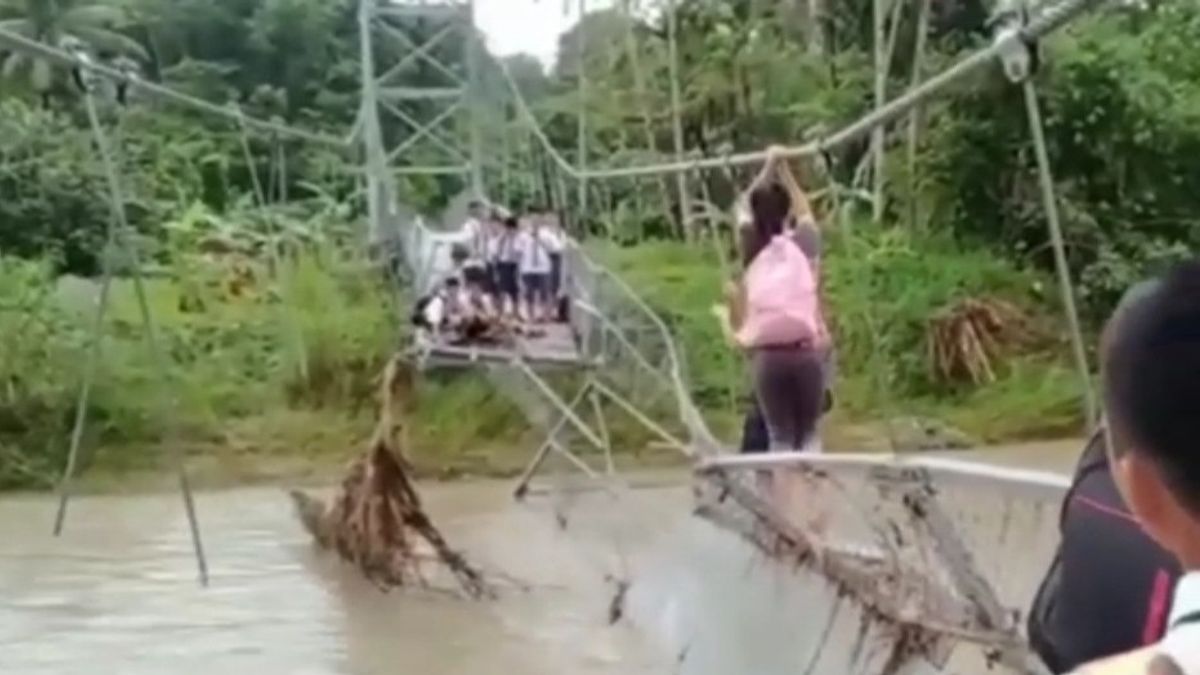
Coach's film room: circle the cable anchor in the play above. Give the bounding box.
[989,0,1042,84]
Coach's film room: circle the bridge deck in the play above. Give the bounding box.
[412,322,587,369]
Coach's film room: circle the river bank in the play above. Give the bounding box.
[33,418,1084,496]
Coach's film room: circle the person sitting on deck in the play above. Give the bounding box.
[411,280,452,342]
[723,145,831,454]
[448,265,501,345]
[1027,281,1181,673]
[1072,261,1200,674]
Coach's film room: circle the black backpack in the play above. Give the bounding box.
[411,295,433,328]
[1026,429,1110,672]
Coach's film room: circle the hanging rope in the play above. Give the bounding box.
[53,53,209,585]
[1022,81,1096,429]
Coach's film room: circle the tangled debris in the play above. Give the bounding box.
[929,297,1037,386]
[289,355,493,599]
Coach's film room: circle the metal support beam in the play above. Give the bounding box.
[358,0,390,246]
[375,22,459,86]
[466,0,483,197]
[382,98,467,162]
[512,381,601,500]
[376,22,465,87]
[576,0,589,224]
[379,86,463,101]
[591,379,688,454]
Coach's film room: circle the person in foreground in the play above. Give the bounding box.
[1074,261,1200,674]
[725,146,830,453]
[1028,281,1181,673]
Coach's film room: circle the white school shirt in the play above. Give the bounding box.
[1160,572,1200,672]
[423,293,446,327]
[539,227,565,254]
[517,228,552,275]
[493,229,520,264]
[462,217,487,259]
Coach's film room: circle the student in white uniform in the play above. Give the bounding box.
[493,216,521,317]
[1076,261,1200,675]
[461,201,487,258]
[539,212,567,316]
[516,216,553,323]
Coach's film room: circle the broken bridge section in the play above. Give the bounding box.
[694,452,1068,675]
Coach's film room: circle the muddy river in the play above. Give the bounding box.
[0,445,1078,674]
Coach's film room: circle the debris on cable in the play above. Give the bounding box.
[288,356,493,599]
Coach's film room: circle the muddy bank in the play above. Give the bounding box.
[41,436,1082,497]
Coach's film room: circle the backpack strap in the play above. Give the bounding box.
[1060,427,1110,527]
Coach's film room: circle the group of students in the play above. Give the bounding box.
[413,201,569,345]
[721,146,1198,673]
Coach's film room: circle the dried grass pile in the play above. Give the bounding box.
[289,355,493,599]
[928,297,1038,386]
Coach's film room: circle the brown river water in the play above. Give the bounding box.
[0,444,1078,675]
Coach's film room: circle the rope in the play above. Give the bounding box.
[0,26,348,149]
[496,0,1105,181]
[53,67,211,586]
[231,105,310,384]
[1022,79,1097,428]
[52,212,116,539]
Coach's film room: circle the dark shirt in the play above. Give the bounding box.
[1029,429,1182,672]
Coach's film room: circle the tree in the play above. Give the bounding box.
[0,0,147,105]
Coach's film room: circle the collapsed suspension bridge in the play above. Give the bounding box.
[2,0,1107,671]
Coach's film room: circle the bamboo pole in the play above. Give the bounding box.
[664,0,692,240]
[906,0,932,230]
[577,0,589,222]
[620,0,675,234]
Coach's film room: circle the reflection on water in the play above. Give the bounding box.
[0,445,1078,674]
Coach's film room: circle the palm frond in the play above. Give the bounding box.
[66,25,148,60]
[0,18,32,33]
[62,4,129,28]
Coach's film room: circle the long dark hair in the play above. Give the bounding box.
[743,180,793,264]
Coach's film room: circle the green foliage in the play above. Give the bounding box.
[0,223,400,489]
[0,100,110,274]
[0,258,85,488]
[921,6,1200,319]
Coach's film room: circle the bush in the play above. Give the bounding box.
[921,7,1200,320]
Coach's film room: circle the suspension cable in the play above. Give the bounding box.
[52,59,210,585]
[1022,80,1097,429]
[496,0,1105,181]
[232,105,310,383]
[0,26,348,149]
